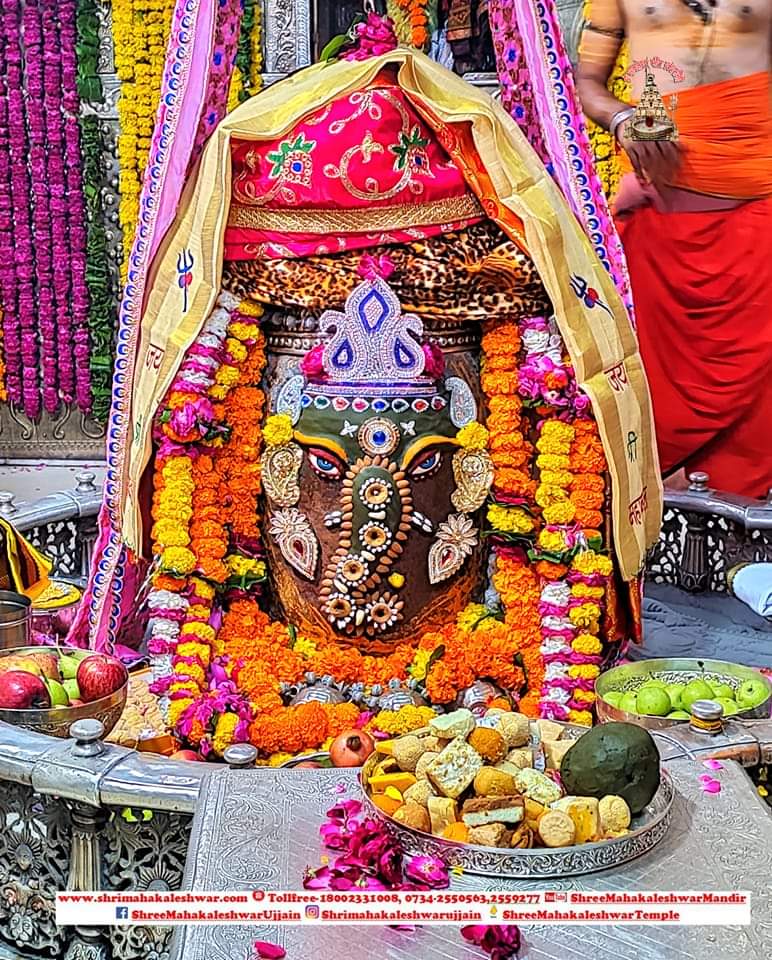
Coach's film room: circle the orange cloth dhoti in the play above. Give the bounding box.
[615,72,772,497]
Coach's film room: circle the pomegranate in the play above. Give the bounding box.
[169,749,201,762]
[329,729,375,767]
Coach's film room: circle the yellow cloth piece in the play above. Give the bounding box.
[0,517,52,601]
[122,49,662,580]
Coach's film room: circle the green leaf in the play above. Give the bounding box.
[320,34,348,63]
[425,644,446,676]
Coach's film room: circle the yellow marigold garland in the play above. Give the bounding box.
[112,0,177,282]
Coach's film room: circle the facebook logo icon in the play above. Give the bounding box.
[115,907,129,921]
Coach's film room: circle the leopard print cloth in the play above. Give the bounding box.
[222,220,551,323]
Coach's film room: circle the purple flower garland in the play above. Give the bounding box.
[60,0,92,414]
[24,0,58,414]
[0,15,21,408]
[3,0,41,419]
[0,0,93,419]
[43,0,76,407]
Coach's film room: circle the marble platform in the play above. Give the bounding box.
[172,755,772,960]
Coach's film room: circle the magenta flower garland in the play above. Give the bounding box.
[43,0,76,407]
[3,0,41,419]
[24,0,58,414]
[0,0,94,420]
[60,0,93,415]
[0,14,21,407]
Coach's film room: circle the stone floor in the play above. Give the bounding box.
[0,459,106,502]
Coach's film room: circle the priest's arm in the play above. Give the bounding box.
[576,0,681,189]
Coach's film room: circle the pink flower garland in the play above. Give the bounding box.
[43,0,76,407]
[59,0,92,414]
[0,16,21,407]
[24,0,58,414]
[3,0,40,419]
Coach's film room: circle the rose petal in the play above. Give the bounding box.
[702,778,721,794]
[253,941,286,959]
[702,759,724,770]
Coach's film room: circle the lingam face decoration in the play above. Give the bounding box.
[261,267,492,653]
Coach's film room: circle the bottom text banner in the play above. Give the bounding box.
[55,890,751,926]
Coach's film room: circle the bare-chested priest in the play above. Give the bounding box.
[577,1,772,498]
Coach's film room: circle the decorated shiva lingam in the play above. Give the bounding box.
[260,259,493,655]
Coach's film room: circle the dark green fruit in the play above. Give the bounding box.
[560,722,660,815]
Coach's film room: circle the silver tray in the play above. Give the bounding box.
[596,657,772,731]
[359,751,675,879]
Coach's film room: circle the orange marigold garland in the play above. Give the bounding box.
[148,285,623,755]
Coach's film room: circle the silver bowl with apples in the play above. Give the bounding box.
[0,645,128,738]
[596,658,772,731]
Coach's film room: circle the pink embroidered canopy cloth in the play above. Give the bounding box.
[224,75,483,260]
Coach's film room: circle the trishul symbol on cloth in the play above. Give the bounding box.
[177,249,194,313]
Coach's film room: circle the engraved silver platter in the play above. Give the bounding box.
[359,760,675,879]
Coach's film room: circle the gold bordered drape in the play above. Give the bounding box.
[123,49,661,580]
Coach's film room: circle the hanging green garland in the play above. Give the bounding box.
[78,114,116,422]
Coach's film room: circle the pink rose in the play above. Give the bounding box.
[422,341,445,379]
[300,343,325,379]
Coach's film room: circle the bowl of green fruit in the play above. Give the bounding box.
[596,658,772,730]
[0,645,128,738]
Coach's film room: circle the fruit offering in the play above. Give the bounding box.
[363,709,650,851]
[601,670,769,720]
[0,647,127,710]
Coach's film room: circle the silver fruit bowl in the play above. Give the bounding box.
[0,645,128,739]
[596,657,772,731]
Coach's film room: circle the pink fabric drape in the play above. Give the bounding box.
[71,0,245,650]
[488,0,633,318]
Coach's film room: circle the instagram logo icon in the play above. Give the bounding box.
[305,904,320,920]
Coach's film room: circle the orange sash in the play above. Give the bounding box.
[620,71,772,200]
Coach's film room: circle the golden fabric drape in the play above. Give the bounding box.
[122,49,662,580]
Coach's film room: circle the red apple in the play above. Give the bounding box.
[0,670,51,709]
[169,749,201,761]
[294,761,322,769]
[76,655,128,703]
[68,698,84,707]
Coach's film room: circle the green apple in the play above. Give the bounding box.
[620,692,639,714]
[44,678,69,707]
[735,677,769,710]
[63,678,80,701]
[666,710,690,720]
[636,686,672,717]
[58,655,81,680]
[709,682,735,700]
[681,679,714,712]
[665,683,684,710]
[603,691,624,708]
[715,697,740,717]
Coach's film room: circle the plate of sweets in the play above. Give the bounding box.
[360,707,674,878]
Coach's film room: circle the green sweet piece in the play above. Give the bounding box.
[603,691,624,708]
[560,722,661,815]
[709,682,735,700]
